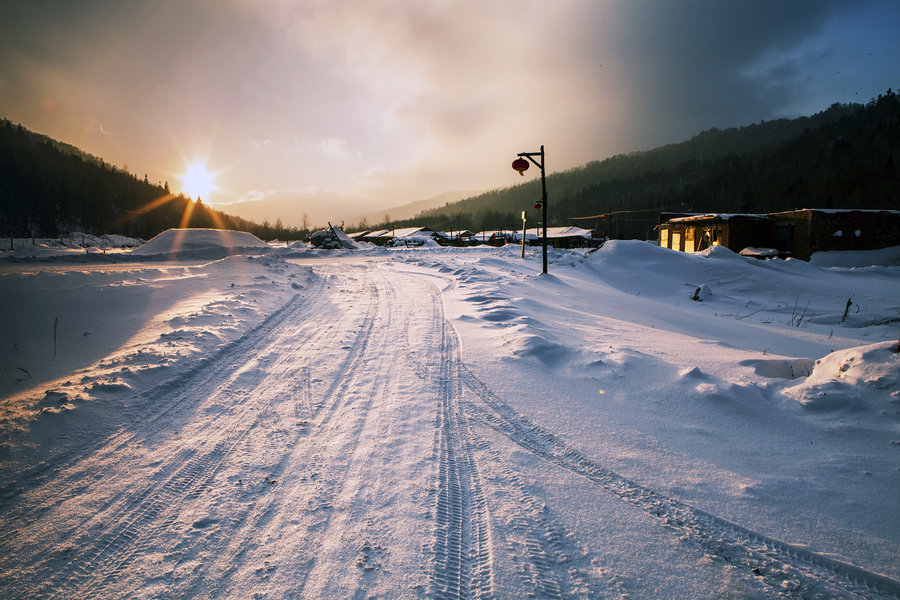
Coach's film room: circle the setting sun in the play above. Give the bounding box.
[180,162,216,201]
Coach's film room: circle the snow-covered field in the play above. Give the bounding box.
[1,229,898,599]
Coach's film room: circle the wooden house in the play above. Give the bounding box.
[658,209,900,259]
[658,214,773,253]
[768,209,900,260]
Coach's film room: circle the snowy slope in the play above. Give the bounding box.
[1,234,898,599]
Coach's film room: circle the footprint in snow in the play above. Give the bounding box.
[191,517,219,530]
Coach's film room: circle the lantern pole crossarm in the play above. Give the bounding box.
[517,151,544,171]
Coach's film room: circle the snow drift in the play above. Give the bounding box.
[130,228,271,259]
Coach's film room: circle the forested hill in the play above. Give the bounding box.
[389,89,899,239]
[4,89,898,242]
[0,120,305,240]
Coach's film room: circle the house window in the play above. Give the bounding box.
[684,227,695,252]
[671,231,682,251]
[660,228,669,248]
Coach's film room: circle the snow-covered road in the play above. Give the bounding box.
[1,241,899,599]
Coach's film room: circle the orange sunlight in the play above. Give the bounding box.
[110,193,177,229]
[180,162,217,201]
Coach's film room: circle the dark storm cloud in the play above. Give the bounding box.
[575,0,868,147]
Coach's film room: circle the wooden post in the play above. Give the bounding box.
[521,210,527,258]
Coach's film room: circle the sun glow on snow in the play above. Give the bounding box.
[180,162,217,201]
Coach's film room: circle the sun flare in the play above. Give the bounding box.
[180,162,217,201]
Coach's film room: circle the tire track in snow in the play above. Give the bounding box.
[240,264,445,598]
[0,273,376,600]
[35,290,343,600]
[417,273,615,600]
[467,426,627,600]
[53,436,249,600]
[459,364,900,600]
[0,272,326,513]
[160,269,382,599]
[429,299,494,599]
[0,291,316,576]
[281,275,391,596]
[418,274,624,599]
[217,267,396,598]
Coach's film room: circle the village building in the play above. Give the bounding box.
[472,230,519,246]
[768,209,900,260]
[514,226,595,248]
[657,209,900,260]
[354,229,393,245]
[658,214,772,253]
[440,230,476,246]
[387,227,444,247]
[347,227,447,247]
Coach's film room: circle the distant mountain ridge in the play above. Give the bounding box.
[0,120,306,240]
[386,90,899,238]
[4,89,898,242]
[357,190,480,227]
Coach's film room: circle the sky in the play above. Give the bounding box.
[2,0,899,227]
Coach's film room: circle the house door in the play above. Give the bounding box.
[776,224,794,255]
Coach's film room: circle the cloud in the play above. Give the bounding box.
[2,0,896,222]
[319,137,359,159]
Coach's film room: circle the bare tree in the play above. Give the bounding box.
[300,212,311,235]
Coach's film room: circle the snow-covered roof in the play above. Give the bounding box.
[666,213,769,223]
[391,226,435,239]
[770,208,900,215]
[360,229,392,239]
[520,226,593,238]
[666,209,900,225]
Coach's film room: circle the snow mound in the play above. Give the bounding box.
[61,231,105,248]
[810,245,900,267]
[782,341,900,411]
[130,229,270,259]
[504,332,573,367]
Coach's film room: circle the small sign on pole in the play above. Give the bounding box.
[521,210,527,258]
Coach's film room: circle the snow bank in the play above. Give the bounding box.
[0,253,316,418]
[129,228,270,259]
[2,233,143,258]
[2,240,899,595]
[810,244,900,267]
[420,242,900,584]
[783,341,900,410]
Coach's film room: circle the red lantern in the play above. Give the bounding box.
[534,202,542,210]
[512,157,530,176]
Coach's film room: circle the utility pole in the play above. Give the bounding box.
[512,145,548,274]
